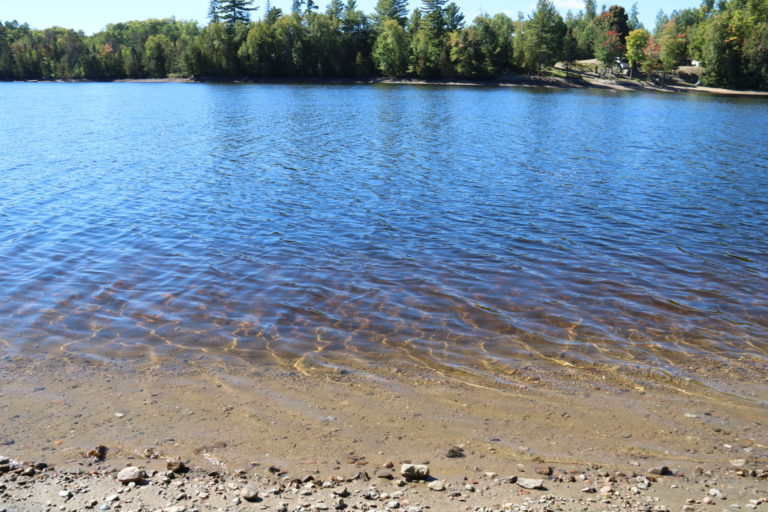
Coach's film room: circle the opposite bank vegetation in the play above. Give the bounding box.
[1,0,767,89]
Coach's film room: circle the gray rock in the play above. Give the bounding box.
[517,478,545,490]
[240,485,259,502]
[387,501,401,509]
[117,466,144,483]
[400,464,430,481]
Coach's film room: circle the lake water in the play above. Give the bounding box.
[1,82,766,391]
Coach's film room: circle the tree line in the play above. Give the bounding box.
[0,0,766,88]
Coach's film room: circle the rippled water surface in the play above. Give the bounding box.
[1,83,766,383]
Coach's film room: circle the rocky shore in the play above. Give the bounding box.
[1,354,766,512]
[2,451,767,512]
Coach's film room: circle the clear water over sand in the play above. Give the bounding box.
[1,83,766,396]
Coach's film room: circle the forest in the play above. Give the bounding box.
[0,0,766,88]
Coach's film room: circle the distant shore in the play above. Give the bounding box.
[13,74,768,97]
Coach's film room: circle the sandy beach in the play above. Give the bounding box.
[1,352,766,511]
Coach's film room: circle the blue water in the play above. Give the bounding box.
[1,82,766,382]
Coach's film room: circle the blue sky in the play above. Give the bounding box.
[3,0,700,35]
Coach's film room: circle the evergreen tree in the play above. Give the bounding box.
[209,0,222,22]
[327,0,345,20]
[445,3,465,31]
[628,2,643,30]
[211,0,257,26]
[585,0,597,19]
[524,0,566,72]
[374,0,409,26]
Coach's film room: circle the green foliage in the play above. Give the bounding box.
[0,0,766,88]
[626,28,650,71]
[524,0,566,72]
[372,18,408,75]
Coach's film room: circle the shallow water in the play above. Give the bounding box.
[1,82,766,388]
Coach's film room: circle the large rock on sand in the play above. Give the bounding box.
[117,466,144,483]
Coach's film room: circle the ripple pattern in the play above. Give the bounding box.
[1,83,767,386]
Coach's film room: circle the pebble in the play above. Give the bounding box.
[117,466,144,483]
[517,478,545,490]
[114,412,125,418]
[427,480,446,491]
[106,494,119,502]
[703,496,715,505]
[240,484,259,501]
[58,490,72,498]
[315,503,329,510]
[387,501,401,509]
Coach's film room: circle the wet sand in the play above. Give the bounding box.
[1,352,766,510]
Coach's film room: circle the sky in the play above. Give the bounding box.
[2,0,701,35]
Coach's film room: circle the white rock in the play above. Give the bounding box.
[117,467,144,483]
[517,478,545,490]
[427,481,445,491]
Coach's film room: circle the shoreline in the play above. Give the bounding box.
[8,74,768,97]
[1,352,766,510]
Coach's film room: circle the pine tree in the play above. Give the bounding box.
[209,0,222,22]
[374,0,409,26]
[212,0,257,26]
[445,2,465,31]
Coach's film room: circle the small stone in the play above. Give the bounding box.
[465,484,475,492]
[400,464,429,481]
[648,466,673,476]
[58,490,72,499]
[87,446,108,460]
[446,447,465,458]
[114,412,125,418]
[730,459,748,467]
[315,504,329,510]
[106,494,119,502]
[703,496,715,505]
[333,487,350,497]
[240,485,259,502]
[582,487,597,493]
[517,478,545,490]
[600,485,613,494]
[117,466,144,483]
[165,506,186,512]
[534,465,553,476]
[387,501,401,509]
[375,469,394,480]
[684,413,699,419]
[166,459,188,473]
[427,481,446,491]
